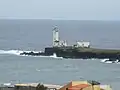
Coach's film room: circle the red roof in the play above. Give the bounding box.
[68,84,90,90]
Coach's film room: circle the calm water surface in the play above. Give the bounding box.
[0,55,120,90]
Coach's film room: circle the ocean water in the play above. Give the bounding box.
[0,19,120,90]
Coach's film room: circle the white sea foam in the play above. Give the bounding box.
[100,58,109,63]
[0,50,23,55]
[0,50,63,59]
[0,50,41,56]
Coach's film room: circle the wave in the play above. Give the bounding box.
[0,50,23,55]
[0,50,63,59]
[100,58,120,64]
[0,49,46,57]
[0,50,41,56]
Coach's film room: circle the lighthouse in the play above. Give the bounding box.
[53,26,60,47]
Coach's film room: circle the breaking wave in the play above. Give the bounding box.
[0,50,63,59]
[0,50,23,55]
[0,50,41,56]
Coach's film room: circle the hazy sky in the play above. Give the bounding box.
[0,0,120,20]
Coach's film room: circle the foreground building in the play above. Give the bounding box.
[0,83,62,90]
[59,81,112,90]
[14,83,62,90]
[0,80,112,90]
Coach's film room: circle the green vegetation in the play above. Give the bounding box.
[36,84,48,90]
[76,47,120,54]
[87,80,100,85]
[55,46,120,54]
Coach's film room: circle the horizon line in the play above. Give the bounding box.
[0,17,120,21]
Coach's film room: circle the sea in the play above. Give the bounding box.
[0,19,120,90]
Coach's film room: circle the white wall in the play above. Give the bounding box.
[77,42,90,47]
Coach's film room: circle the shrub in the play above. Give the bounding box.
[36,83,48,90]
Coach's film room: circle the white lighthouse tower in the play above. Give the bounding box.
[53,26,60,47]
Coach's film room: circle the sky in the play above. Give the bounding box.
[0,0,120,20]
